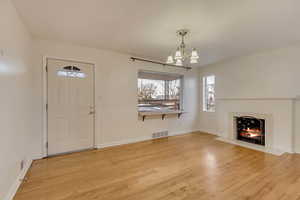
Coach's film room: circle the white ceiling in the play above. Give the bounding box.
[12,0,300,66]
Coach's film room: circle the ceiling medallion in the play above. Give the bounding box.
[166,29,199,66]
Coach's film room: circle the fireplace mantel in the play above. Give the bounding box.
[216,97,296,101]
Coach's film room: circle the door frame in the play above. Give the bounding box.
[42,56,96,157]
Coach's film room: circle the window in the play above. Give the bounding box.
[203,75,215,112]
[57,70,86,78]
[138,71,183,112]
[57,66,86,78]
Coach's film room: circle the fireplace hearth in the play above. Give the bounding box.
[235,116,265,146]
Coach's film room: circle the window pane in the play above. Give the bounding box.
[203,75,215,112]
[137,72,183,112]
[206,75,215,85]
[168,79,180,100]
[57,70,86,78]
[138,79,165,100]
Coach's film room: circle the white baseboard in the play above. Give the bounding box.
[215,137,286,156]
[169,130,199,136]
[4,159,33,200]
[96,135,152,149]
[198,129,219,135]
[32,155,44,160]
[96,130,199,149]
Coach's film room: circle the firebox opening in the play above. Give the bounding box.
[235,116,265,146]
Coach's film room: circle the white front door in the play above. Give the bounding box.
[47,58,95,155]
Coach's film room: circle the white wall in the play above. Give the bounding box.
[198,46,300,153]
[33,39,200,157]
[0,0,37,199]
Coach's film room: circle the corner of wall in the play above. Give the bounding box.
[4,159,33,200]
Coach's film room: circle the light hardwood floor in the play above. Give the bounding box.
[14,132,300,200]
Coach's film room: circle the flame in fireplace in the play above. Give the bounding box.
[240,128,262,138]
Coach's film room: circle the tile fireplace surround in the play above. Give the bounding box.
[215,98,294,155]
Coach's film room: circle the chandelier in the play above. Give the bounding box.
[166,29,199,66]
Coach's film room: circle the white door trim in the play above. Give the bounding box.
[42,56,96,158]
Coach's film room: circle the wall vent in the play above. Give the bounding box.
[152,131,169,139]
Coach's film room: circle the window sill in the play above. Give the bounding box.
[138,110,185,121]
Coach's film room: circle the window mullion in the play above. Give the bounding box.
[165,80,169,101]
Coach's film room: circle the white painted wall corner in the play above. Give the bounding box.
[4,159,33,200]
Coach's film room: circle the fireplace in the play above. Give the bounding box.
[235,116,265,146]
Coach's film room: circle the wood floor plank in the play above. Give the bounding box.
[13,132,300,200]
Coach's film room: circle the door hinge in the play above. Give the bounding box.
[45,65,48,72]
[46,103,48,112]
[46,142,48,149]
